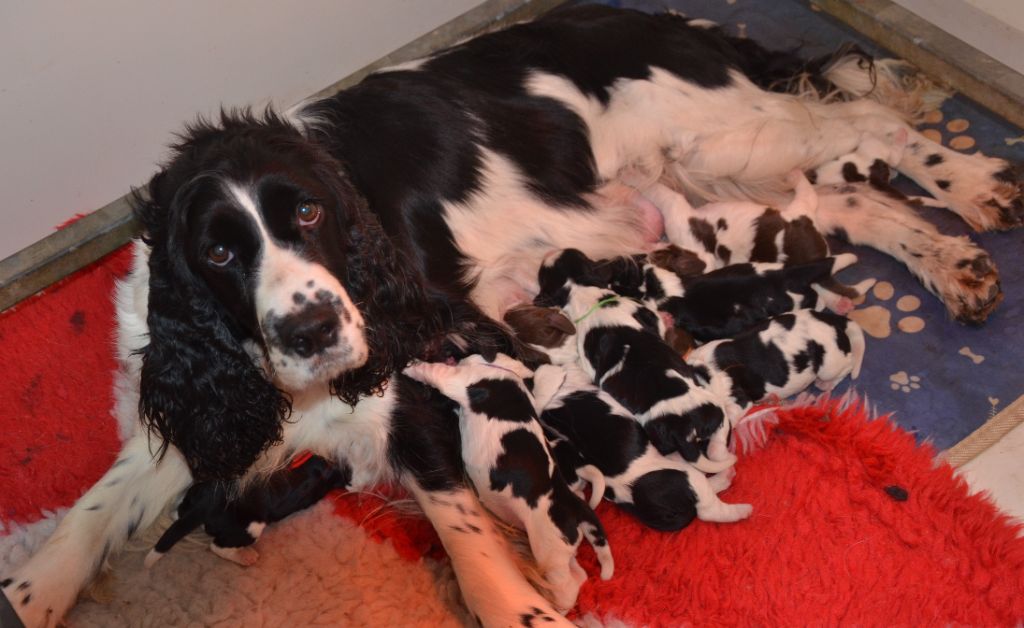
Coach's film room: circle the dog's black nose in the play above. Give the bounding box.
[279,304,340,358]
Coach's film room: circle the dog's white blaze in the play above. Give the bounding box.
[227,184,368,391]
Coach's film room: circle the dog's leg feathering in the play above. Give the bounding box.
[405,480,571,627]
[2,436,191,627]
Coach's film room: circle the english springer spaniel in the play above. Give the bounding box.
[5,5,1019,626]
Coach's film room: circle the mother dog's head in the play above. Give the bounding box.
[134,109,435,481]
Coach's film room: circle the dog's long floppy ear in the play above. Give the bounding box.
[134,176,290,482]
[329,187,444,404]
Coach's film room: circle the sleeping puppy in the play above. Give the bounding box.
[604,251,872,341]
[402,353,613,613]
[144,454,351,568]
[546,363,744,530]
[689,309,866,412]
[808,129,908,186]
[535,250,742,473]
[635,170,824,269]
[505,306,749,530]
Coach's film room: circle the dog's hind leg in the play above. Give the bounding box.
[2,435,192,627]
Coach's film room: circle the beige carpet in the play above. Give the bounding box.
[3,502,473,627]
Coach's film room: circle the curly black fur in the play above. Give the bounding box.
[135,164,291,482]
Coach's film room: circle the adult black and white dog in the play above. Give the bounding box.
[4,5,1019,626]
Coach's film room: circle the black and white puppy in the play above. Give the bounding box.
[501,309,746,530]
[689,309,866,411]
[536,250,741,473]
[403,353,613,613]
[618,252,871,342]
[543,360,741,531]
[145,454,352,568]
[542,424,606,511]
[808,128,908,186]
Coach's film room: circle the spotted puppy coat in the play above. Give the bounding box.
[505,305,748,530]
[597,247,873,342]
[636,169,825,270]
[689,308,866,412]
[402,353,613,612]
[535,251,741,467]
[144,454,351,568]
[548,361,742,530]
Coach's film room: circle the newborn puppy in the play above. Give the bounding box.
[689,309,866,411]
[506,302,749,529]
[403,353,613,612]
[637,170,825,269]
[537,250,741,474]
[606,252,872,342]
[145,454,351,567]
[545,363,744,530]
[808,129,908,186]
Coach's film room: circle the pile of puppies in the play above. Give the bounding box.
[146,172,869,609]
[403,171,869,600]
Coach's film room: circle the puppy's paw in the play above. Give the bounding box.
[698,500,753,523]
[707,466,737,493]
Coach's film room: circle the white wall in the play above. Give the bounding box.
[893,0,1024,75]
[0,0,483,260]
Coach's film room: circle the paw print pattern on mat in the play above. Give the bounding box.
[849,283,925,337]
[890,371,922,393]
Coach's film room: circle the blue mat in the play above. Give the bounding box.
[588,0,1023,448]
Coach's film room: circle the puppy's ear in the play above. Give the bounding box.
[664,326,695,357]
[504,305,576,348]
[649,245,706,278]
[546,310,577,336]
[134,185,290,482]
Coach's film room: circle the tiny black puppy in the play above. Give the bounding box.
[145,454,352,567]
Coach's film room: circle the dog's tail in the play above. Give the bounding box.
[575,464,606,510]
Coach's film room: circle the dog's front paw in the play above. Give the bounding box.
[2,577,61,628]
[909,236,1002,324]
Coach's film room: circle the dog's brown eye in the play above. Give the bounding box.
[207,243,233,266]
[297,202,323,228]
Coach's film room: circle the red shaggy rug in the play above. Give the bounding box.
[2,246,1024,626]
